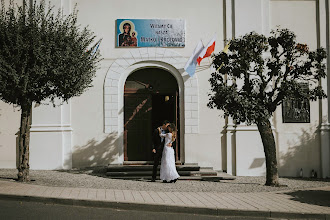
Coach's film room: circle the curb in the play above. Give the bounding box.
[1,193,329,219]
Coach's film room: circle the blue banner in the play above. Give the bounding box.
[116,19,185,48]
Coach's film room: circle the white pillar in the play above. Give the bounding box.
[30,100,73,170]
[223,0,236,175]
[234,0,270,36]
[319,0,330,178]
[225,0,271,176]
[29,1,73,170]
[226,119,236,175]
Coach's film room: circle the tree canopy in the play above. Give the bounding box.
[0,0,100,106]
[208,28,326,125]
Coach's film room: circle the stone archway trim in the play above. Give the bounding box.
[104,48,199,134]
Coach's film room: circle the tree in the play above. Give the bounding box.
[0,0,100,182]
[208,29,326,186]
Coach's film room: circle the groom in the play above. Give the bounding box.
[151,120,170,182]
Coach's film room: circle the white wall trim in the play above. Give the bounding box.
[30,124,73,132]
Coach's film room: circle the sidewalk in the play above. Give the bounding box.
[0,179,329,219]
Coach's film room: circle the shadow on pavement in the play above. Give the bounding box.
[0,176,36,182]
[0,176,17,181]
[283,190,330,207]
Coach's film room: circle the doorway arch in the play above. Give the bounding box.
[124,68,180,161]
[104,48,199,164]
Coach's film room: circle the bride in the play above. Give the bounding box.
[158,123,180,183]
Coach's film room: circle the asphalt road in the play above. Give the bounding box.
[0,199,295,220]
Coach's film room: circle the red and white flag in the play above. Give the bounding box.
[184,40,204,77]
[197,34,216,65]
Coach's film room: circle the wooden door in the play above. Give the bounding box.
[124,93,152,161]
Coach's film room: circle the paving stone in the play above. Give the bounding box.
[68,188,80,199]
[122,190,134,202]
[195,192,223,208]
[41,187,55,197]
[50,187,64,198]
[87,189,97,200]
[33,186,48,197]
[164,191,183,204]
[96,189,106,200]
[147,191,163,203]
[172,192,195,207]
[156,191,173,205]
[205,192,230,209]
[226,193,259,210]
[183,192,206,207]
[77,188,88,199]
[25,185,40,196]
[105,189,115,201]
[114,189,125,201]
[237,193,280,211]
[59,188,72,198]
[139,191,154,203]
[131,191,144,203]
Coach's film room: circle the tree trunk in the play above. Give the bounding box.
[256,118,279,186]
[17,102,32,182]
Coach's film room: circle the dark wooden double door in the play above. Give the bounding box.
[124,68,179,161]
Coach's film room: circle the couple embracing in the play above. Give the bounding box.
[151,120,180,183]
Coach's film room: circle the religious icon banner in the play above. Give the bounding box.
[116,19,185,48]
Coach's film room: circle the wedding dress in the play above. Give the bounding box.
[159,133,180,182]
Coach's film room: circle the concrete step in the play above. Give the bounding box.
[122,161,197,165]
[93,163,235,181]
[106,170,217,177]
[106,165,200,172]
[107,176,233,181]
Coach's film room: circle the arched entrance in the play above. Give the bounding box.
[104,48,200,164]
[124,68,180,161]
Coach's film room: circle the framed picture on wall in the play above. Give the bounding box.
[116,19,185,48]
[282,83,310,123]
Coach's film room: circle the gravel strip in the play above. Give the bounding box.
[0,169,329,193]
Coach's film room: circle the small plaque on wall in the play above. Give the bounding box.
[282,84,310,123]
[116,19,185,48]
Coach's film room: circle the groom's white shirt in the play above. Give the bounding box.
[160,127,166,142]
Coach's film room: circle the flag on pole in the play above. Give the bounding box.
[223,41,230,54]
[90,39,102,58]
[184,40,204,77]
[197,34,216,65]
[217,41,231,71]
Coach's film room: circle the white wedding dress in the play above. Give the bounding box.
[159,133,180,182]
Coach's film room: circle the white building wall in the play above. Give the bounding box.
[70,0,225,170]
[71,61,118,168]
[0,103,20,168]
[0,0,23,169]
[185,67,224,170]
[0,0,329,176]
[226,0,271,176]
[270,0,322,177]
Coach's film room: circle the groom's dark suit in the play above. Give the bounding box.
[151,127,165,181]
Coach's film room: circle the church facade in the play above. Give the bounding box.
[0,0,329,178]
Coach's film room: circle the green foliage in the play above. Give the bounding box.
[208,28,327,124]
[0,0,100,106]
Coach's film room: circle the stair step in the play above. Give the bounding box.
[107,176,232,181]
[106,170,213,177]
[92,163,235,181]
[122,161,186,165]
[123,161,153,165]
[105,165,200,172]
